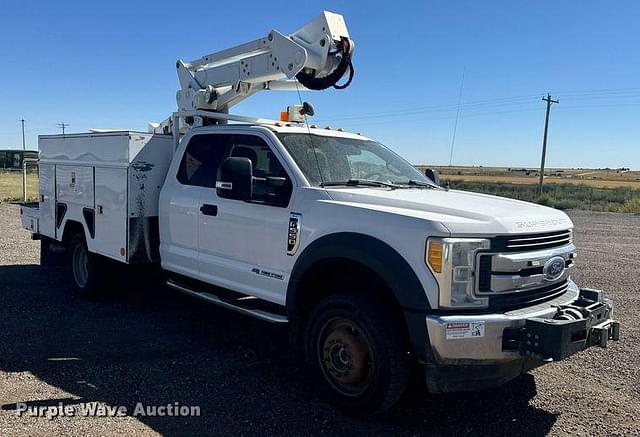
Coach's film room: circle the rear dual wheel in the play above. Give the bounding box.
[67,233,106,296]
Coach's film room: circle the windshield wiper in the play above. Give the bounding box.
[399,179,437,188]
[321,179,400,189]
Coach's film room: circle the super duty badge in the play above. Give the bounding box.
[287,213,302,255]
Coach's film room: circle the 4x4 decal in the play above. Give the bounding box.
[251,268,284,281]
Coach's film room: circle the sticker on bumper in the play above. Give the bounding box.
[445,322,485,340]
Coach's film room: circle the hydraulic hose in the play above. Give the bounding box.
[295,37,354,91]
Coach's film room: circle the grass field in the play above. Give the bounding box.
[416,165,640,190]
[0,170,39,202]
[414,165,640,214]
[446,180,640,213]
[440,173,640,189]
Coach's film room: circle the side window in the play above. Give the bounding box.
[177,134,230,188]
[228,135,293,207]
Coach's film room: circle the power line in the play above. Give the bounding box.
[327,106,545,128]
[58,122,69,135]
[539,94,559,194]
[311,98,640,131]
[314,94,541,123]
[313,86,640,125]
[562,102,640,109]
[552,86,640,96]
[314,100,541,124]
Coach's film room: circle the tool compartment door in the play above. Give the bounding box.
[39,163,56,239]
[94,167,128,262]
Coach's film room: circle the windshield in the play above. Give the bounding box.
[277,133,434,188]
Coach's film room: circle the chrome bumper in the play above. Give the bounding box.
[425,280,618,365]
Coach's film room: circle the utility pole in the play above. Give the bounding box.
[20,119,26,151]
[539,94,559,194]
[58,122,69,135]
[20,119,26,202]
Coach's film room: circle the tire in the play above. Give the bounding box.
[67,232,106,297]
[304,293,409,415]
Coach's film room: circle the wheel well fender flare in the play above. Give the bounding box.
[286,232,431,316]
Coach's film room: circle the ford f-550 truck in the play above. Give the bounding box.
[20,11,619,414]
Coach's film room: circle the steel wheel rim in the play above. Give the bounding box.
[72,244,89,288]
[317,317,374,396]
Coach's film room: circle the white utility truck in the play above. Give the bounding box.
[20,11,619,414]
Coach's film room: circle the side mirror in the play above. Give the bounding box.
[216,157,253,201]
[424,168,440,185]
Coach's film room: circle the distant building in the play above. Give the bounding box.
[0,149,38,169]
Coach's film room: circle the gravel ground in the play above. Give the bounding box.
[0,204,638,436]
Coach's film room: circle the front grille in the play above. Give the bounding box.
[476,254,574,294]
[491,229,572,252]
[487,280,569,311]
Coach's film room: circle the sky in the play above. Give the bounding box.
[0,0,638,169]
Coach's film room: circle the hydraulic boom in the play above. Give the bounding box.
[173,11,353,125]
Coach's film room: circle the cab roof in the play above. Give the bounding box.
[256,123,372,141]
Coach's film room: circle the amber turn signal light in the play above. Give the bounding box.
[427,240,443,273]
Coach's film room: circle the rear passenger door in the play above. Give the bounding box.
[160,134,226,277]
[197,132,294,305]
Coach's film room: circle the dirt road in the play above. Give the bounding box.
[0,204,638,436]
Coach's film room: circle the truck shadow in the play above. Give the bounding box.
[0,264,558,436]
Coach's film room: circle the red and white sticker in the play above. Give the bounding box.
[445,322,485,340]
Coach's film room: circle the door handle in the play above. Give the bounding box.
[200,204,218,216]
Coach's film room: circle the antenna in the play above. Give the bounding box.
[448,65,466,166]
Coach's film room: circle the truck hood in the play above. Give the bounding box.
[324,187,573,235]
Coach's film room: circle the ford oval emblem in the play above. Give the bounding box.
[543,256,566,281]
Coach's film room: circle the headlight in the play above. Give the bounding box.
[426,238,490,309]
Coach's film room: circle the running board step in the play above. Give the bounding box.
[167,279,288,323]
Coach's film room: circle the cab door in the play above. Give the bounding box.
[197,132,295,305]
[159,135,218,278]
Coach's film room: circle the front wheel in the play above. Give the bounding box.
[67,233,106,296]
[304,293,409,415]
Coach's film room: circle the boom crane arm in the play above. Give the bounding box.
[174,11,354,116]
